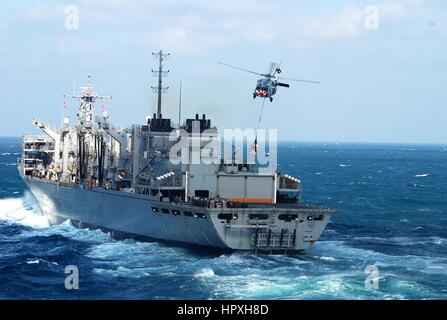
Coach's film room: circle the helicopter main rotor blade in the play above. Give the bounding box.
[268,62,278,76]
[218,61,264,76]
[280,77,321,84]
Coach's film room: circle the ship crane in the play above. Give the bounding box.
[32,117,61,163]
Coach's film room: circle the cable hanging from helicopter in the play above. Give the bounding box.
[249,98,267,155]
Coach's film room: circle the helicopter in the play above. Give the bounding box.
[218,61,321,102]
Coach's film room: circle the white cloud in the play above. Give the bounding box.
[146,26,232,55]
[297,7,365,39]
[81,0,273,15]
[0,21,5,39]
[4,0,447,58]
[379,2,407,20]
[24,3,66,20]
[55,35,107,58]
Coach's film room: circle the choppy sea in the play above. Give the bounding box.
[0,137,446,299]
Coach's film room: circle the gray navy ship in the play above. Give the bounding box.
[18,53,336,253]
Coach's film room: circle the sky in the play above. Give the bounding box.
[0,0,446,143]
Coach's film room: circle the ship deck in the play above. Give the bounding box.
[22,175,336,213]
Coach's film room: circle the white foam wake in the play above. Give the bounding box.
[0,192,49,229]
[195,267,215,278]
[415,173,429,178]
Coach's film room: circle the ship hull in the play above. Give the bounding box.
[22,175,333,253]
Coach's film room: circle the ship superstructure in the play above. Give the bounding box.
[18,56,336,253]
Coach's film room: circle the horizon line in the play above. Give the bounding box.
[0,136,445,146]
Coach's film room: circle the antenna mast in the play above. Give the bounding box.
[178,80,182,127]
[151,50,170,118]
[64,74,111,128]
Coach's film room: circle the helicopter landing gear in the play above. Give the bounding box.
[253,94,256,99]
[269,97,273,102]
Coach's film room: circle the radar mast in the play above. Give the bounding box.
[151,50,170,118]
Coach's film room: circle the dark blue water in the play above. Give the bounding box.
[1,137,446,299]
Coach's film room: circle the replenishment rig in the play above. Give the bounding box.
[19,53,336,253]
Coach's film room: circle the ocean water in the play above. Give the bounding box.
[0,137,446,300]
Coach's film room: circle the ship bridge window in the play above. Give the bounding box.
[151,207,159,213]
[172,210,181,216]
[161,208,170,214]
[184,211,193,217]
[307,214,324,221]
[278,214,299,222]
[195,190,209,198]
[218,213,238,221]
[248,214,269,220]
